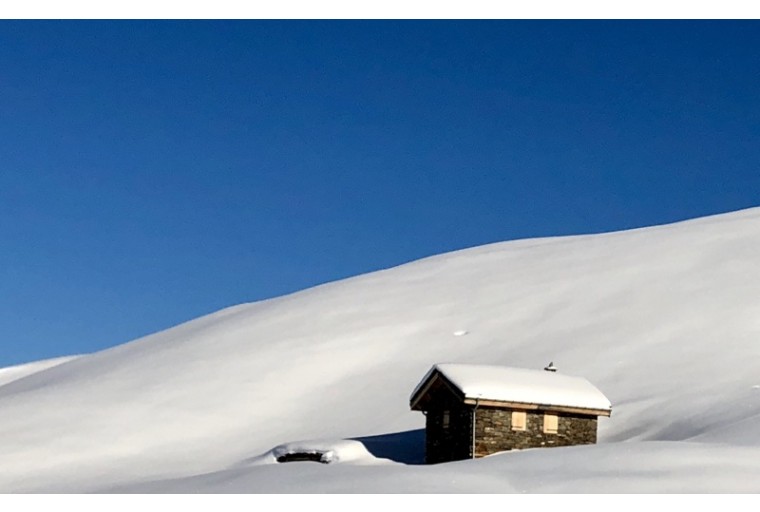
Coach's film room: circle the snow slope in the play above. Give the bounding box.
[2,207,760,492]
[0,356,79,389]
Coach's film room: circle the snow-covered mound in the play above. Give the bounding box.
[1,207,760,492]
[245,439,383,466]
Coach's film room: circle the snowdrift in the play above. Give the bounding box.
[2,207,760,492]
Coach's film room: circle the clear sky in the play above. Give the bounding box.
[1,20,759,367]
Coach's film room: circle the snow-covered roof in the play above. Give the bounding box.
[411,363,612,413]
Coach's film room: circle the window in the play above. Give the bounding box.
[543,414,559,434]
[442,410,450,429]
[511,411,527,431]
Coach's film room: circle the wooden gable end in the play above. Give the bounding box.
[410,370,465,411]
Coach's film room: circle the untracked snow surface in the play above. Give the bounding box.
[0,356,79,388]
[2,208,760,492]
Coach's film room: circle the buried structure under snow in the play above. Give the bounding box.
[410,364,612,463]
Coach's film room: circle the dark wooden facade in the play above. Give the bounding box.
[412,367,608,464]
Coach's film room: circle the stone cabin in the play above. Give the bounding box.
[410,363,612,463]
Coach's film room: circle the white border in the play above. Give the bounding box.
[0,494,752,507]
[3,1,760,20]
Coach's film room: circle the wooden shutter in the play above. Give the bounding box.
[543,413,559,434]
[511,411,527,431]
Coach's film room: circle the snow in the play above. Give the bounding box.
[0,356,79,388]
[115,441,760,493]
[413,363,612,412]
[244,439,384,466]
[2,207,760,492]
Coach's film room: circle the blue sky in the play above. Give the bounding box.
[1,20,759,367]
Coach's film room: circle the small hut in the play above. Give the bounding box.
[409,363,612,464]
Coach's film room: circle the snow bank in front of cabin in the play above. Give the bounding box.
[2,207,760,492]
[117,441,760,493]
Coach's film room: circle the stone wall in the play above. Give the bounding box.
[425,405,599,463]
[473,407,597,457]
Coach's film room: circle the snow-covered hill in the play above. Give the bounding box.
[0,355,78,388]
[2,208,760,493]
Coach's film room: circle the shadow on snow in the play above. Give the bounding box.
[352,428,425,465]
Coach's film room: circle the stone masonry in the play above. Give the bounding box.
[473,407,597,457]
[426,406,598,463]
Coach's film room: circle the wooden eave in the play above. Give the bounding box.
[462,397,611,417]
